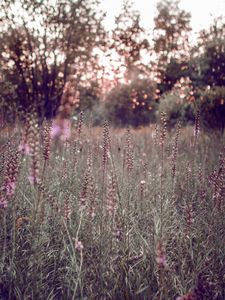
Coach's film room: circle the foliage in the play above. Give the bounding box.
[153,0,191,93]
[190,19,225,88]
[0,0,106,119]
[153,0,191,56]
[196,86,225,132]
[159,57,191,94]
[187,19,225,132]
[157,77,195,128]
[157,92,194,129]
[105,79,158,127]
[111,1,150,81]
[0,78,18,122]
[78,81,101,112]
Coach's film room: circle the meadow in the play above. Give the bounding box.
[0,113,224,300]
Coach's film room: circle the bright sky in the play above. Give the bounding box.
[97,0,225,85]
[100,0,225,36]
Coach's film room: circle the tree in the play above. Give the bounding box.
[188,19,225,133]
[161,58,190,91]
[190,18,225,88]
[111,0,150,82]
[0,0,106,120]
[153,0,191,93]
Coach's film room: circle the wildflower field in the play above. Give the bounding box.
[1,0,225,298]
[0,112,224,300]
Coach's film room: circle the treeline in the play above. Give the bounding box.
[0,0,224,131]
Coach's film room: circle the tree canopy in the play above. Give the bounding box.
[0,0,106,119]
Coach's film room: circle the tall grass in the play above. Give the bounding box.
[0,114,224,300]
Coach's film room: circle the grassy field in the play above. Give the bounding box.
[0,115,224,300]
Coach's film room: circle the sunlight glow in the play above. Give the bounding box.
[101,0,225,35]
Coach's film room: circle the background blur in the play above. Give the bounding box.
[0,0,224,131]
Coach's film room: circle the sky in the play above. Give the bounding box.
[100,0,225,36]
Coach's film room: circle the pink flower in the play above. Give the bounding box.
[51,123,61,138]
[75,239,84,252]
[51,119,71,141]
[156,240,167,268]
[5,181,16,196]
[0,196,8,208]
[176,291,195,300]
[28,175,40,185]
[19,143,31,155]
[156,255,167,266]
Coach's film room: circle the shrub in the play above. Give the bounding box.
[105,79,158,127]
[196,86,225,132]
[157,77,195,128]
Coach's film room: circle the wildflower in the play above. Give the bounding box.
[0,195,7,209]
[64,204,72,220]
[193,110,200,147]
[42,120,52,161]
[106,173,117,216]
[185,204,194,227]
[102,121,111,170]
[88,174,97,220]
[0,148,20,208]
[143,162,148,179]
[159,112,167,148]
[153,124,159,147]
[156,240,167,268]
[171,122,181,179]
[125,129,134,173]
[51,118,71,141]
[28,135,41,186]
[18,143,31,155]
[75,239,84,252]
[63,195,72,220]
[176,291,195,300]
[5,181,16,196]
[76,111,84,137]
[80,166,91,209]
